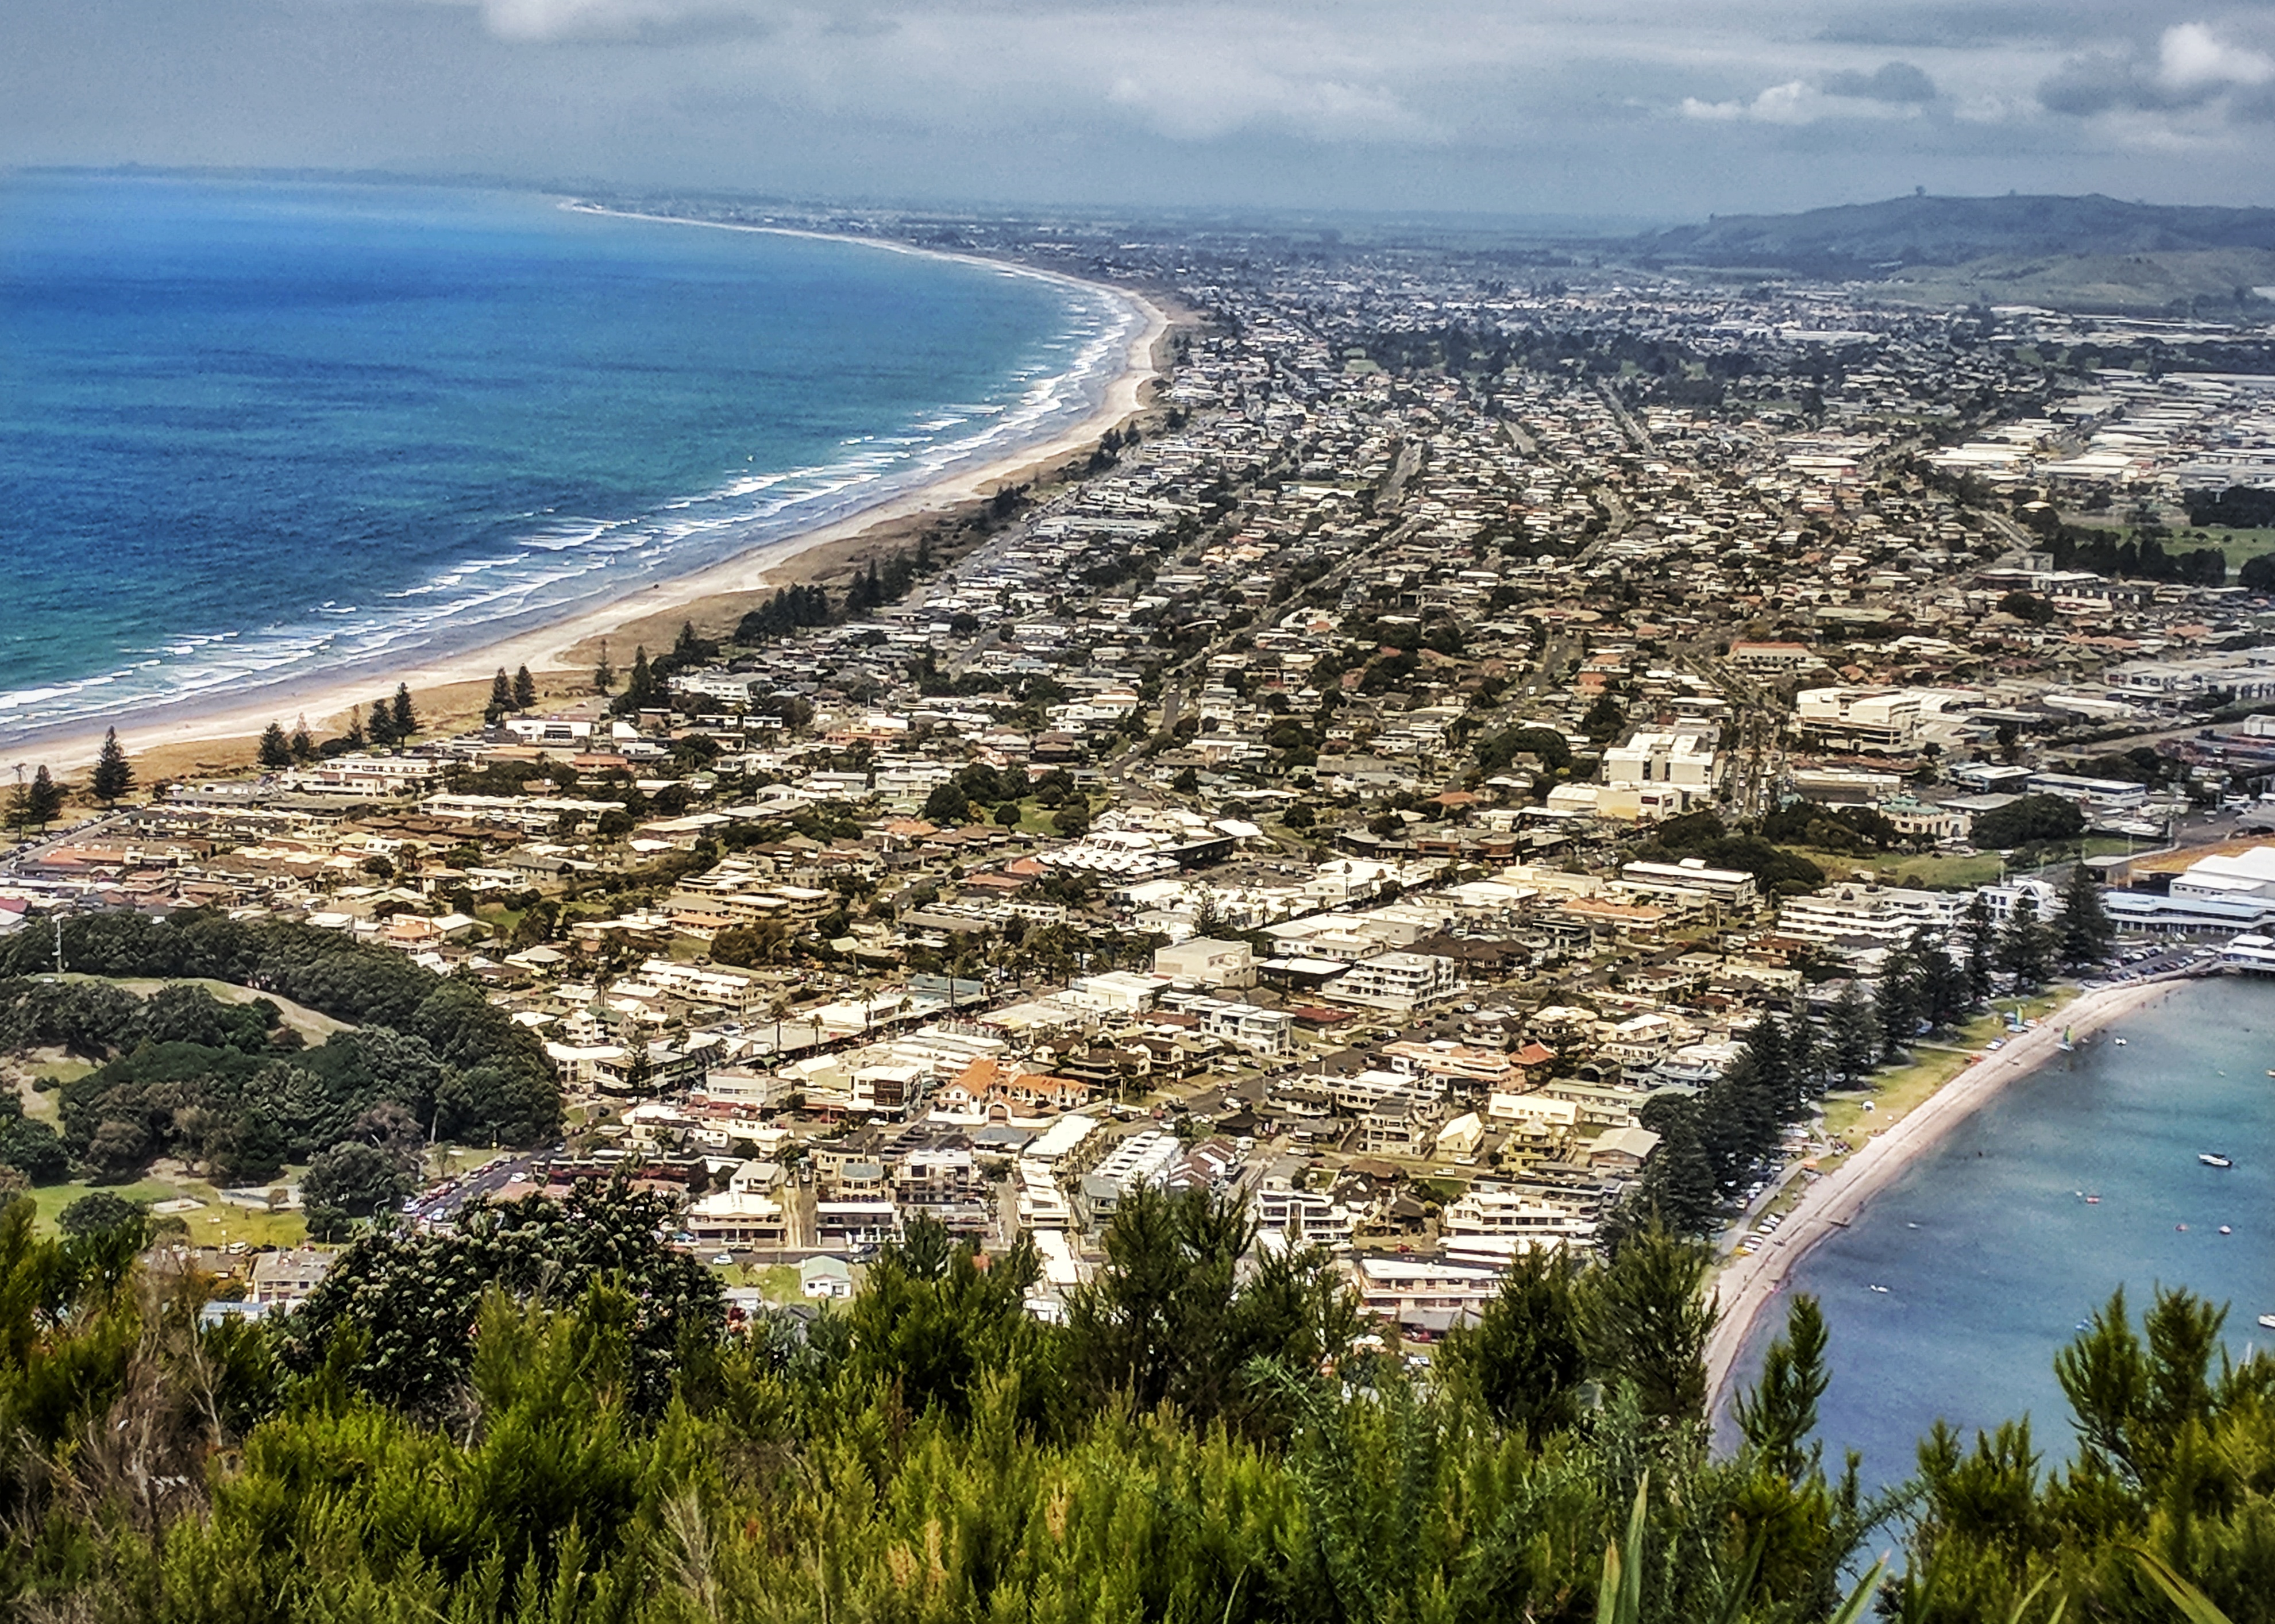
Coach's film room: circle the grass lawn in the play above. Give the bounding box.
[76,975,353,1041]
[1791,847,2005,891]
[2205,527,2275,572]
[28,1174,311,1248]
[718,1262,803,1302]
[1818,986,2077,1151]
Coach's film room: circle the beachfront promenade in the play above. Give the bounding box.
[1704,975,2193,1405]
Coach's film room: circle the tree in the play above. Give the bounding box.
[1439,1245,1590,1445]
[257,722,294,770]
[1826,981,1879,1086]
[1874,940,1919,1060]
[593,641,615,694]
[1999,894,2053,991]
[1972,793,2085,850]
[343,709,366,751]
[488,668,514,722]
[620,1036,653,1100]
[1960,890,1996,1001]
[1734,1293,1830,1481]
[388,683,417,743]
[2058,862,2114,967]
[59,1189,146,1239]
[89,728,133,806]
[367,697,397,749]
[512,664,537,709]
[288,718,317,763]
[25,767,63,832]
[1584,1222,1717,1424]
[302,1139,419,1241]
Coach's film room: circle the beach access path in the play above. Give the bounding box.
[1704,974,2193,1407]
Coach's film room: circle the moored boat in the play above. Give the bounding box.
[2200,1152,2235,1168]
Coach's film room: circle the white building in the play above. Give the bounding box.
[1796,687,1925,753]
[1322,950,1460,1012]
[1601,730,1718,819]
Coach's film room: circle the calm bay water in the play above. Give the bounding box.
[1727,977,2275,1488]
[0,173,1136,745]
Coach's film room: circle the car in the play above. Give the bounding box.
[711,1252,734,1266]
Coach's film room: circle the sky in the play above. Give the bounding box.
[6,0,2275,221]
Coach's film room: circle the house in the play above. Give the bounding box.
[800,1256,855,1299]
[249,1248,334,1307]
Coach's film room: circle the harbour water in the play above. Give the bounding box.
[1725,977,2275,1488]
[0,173,1140,745]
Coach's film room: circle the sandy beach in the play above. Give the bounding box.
[1703,975,2193,1407]
[16,245,1170,780]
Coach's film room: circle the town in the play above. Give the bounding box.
[9,221,2275,1340]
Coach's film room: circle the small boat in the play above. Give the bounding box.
[2201,1153,2235,1168]
[2261,1314,2275,1331]
[1869,1284,1891,1294]
[2178,1224,2189,1232]
[2220,1226,2233,1235]
[2114,1037,2127,1046]
[2058,1026,2074,1052]
[2086,1195,2102,1204]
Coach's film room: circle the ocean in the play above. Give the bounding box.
[0,173,1140,747]
[1725,977,2275,1489]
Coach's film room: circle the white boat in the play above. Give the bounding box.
[2201,1153,2235,1168]
[2261,1314,2275,1332]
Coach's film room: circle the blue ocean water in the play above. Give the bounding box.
[0,173,1138,745]
[1726,977,2275,1490]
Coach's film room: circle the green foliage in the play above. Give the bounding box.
[1972,794,2087,851]
[58,1189,146,1239]
[0,914,562,1158]
[90,727,133,805]
[284,1178,722,1418]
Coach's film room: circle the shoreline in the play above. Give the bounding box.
[9,216,1170,777]
[1703,974,2193,1409]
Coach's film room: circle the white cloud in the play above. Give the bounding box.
[2156,22,2274,93]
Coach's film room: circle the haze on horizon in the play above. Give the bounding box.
[6,0,2275,221]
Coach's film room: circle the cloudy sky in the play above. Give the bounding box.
[7,0,2274,220]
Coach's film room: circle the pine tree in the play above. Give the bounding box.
[90,728,133,806]
[344,710,367,751]
[1999,895,2053,992]
[288,716,317,763]
[2058,863,2115,967]
[626,646,654,711]
[390,683,417,743]
[595,642,615,694]
[257,722,294,770]
[25,766,63,831]
[512,665,537,709]
[1961,890,1996,1002]
[2,777,25,836]
[1912,927,1970,1033]
[1827,980,1879,1086]
[1734,1293,1830,1481]
[367,699,396,749]
[24,764,60,828]
[1875,941,1919,1060]
[489,669,514,718]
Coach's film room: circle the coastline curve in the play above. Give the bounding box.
[1704,974,2195,1411]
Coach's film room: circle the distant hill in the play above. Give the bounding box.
[1636,194,2275,275]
